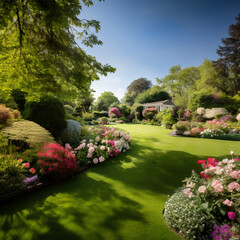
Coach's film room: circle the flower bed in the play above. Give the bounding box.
[0,125,130,201]
[164,151,240,239]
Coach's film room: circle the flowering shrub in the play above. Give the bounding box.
[74,125,130,166]
[109,107,121,117]
[200,128,226,138]
[219,115,235,122]
[0,104,12,126]
[142,107,158,120]
[165,151,240,239]
[205,119,229,133]
[184,109,191,118]
[37,143,78,179]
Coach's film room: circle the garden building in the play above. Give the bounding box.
[142,100,174,112]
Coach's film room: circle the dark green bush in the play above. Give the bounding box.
[11,89,27,113]
[93,111,101,119]
[64,105,74,115]
[23,95,66,139]
[0,156,25,194]
[100,111,108,117]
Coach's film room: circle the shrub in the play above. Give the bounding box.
[131,104,144,120]
[119,116,127,122]
[100,117,108,124]
[93,111,101,119]
[0,104,12,126]
[0,155,25,194]
[173,124,188,131]
[23,95,66,139]
[142,107,158,120]
[200,128,226,138]
[162,112,174,125]
[109,107,121,117]
[64,105,74,115]
[100,111,108,117]
[1,120,55,148]
[11,89,27,113]
[38,143,78,179]
[154,112,162,123]
[219,115,235,122]
[60,120,81,147]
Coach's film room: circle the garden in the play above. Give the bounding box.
[0,1,240,240]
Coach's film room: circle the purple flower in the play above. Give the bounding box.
[24,175,38,185]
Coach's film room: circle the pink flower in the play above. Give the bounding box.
[183,188,194,198]
[236,113,240,121]
[65,143,72,150]
[30,168,36,174]
[186,182,195,188]
[198,185,207,193]
[88,147,95,153]
[223,199,233,207]
[87,153,92,158]
[99,156,105,162]
[95,136,100,142]
[215,167,223,175]
[211,180,223,192]
[230,151,235,155]
[228,212,236,220]
[93,158,98,164]
[228,182,240,192]
[24,162,30,168]
[230,170,240,179]
[100,146,105,151]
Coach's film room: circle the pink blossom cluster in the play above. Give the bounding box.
[109,107,121,117]
[183,151,240,226]
[38,143,78,178]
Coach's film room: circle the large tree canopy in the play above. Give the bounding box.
[127,78,152,95]
[135,85,170,104]
[0,0,115,99]
[213,13,240,96]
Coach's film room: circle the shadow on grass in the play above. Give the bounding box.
[0,137,231,240]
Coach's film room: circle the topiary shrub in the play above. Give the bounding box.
[190,127,201,137]
[60,120,81,147]
[109,107,121,117]
[173,124,188,131]
[23,95,66,139]
[1,120,55,148]
[0,155,25,194]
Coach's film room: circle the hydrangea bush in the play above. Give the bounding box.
[164,152,240,239]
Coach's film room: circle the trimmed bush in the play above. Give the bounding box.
[173,124,188,131]
[100,111,108,117]
[60,120,81,147]
[23,95,66,139]
[190,127,201,137]
[93,111,101,119]
[1,120,55,148]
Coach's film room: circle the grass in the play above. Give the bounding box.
[0,124,239,240]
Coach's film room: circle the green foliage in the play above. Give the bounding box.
[131,104,144,120]
[93,111,101,119]
[95,92,119,111]
[100,117,108,124]
[119,104,131,117]
[121,92,137,106]
[160,109,175,124]
[23,95,66,139]
[164,187,215,240]
[142,108,158,120]
[0,155,25,194]
[11,89,27,113]
[135,85,170,104]
[1,120,55,148]
[108,102,120,110]
[173,124,188,131]
[127,78,152,95]
[64,105,74,115]
[0,0,115,99]
[100,111,109,117]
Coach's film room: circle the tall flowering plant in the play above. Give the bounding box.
[181,151,240,239]
[37,143,78,179]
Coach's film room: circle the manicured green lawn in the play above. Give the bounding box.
[0,124,239,240]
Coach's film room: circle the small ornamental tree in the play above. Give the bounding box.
[109,107,121,117]
[142,107,158,120]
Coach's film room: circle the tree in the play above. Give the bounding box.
[0,0,115,99]
[135,85,170,104]
[214,13,240,96]
[121,92,137,106]
[95,91,119,111]
[127,78,152,95]
[157,65,200,106]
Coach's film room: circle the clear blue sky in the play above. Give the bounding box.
[80,0,240,101]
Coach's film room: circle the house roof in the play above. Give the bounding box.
[141,100,174,106]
